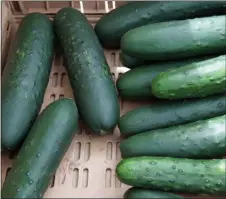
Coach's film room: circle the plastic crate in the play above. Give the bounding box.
[1,1,222,198]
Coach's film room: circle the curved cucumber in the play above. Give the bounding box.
[54,8,119,135]
[1,99,79,198]
[121,15,226,60]
[152,55,226,99]
[95,1,226,48]
[119,94,226,136]
[124,187,183,199]
[1,13,54,151]
[117,56,214,100]
[120,115,226,159]
[116,157,226,195]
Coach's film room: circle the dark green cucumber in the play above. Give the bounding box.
[1,13,54,151]
[124,187,183,199]
[119,94,226,136]
[121,15,226,60]
[117,56,214,100]
[116,157,226,195]
[120,115,226,159]
[95,1,226,48]
[1,99,78,198]
[152,55,226,99]
[120,52,150,68]
[54,8,119,135]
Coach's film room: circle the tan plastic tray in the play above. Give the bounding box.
[0,1,221,198]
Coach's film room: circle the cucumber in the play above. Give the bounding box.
[152,55,226,99]
[120,52,149,68]
[117,56,214,100]
[95,1,226,48]
[120,115,226,159]
[54,8,119,135]
[119,94,226,136]
[124,187,184,199]
[116,157,226,195]
[121,15,226,60]
[1,13,54,151]
[1,99,78,198]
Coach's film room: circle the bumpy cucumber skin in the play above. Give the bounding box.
[120,115,226,159]
[116,157,226,195]
[119,94,226,136]
[54,8,119,135]
[120,52,149,68]
[152,55,226,99]
[121,16,226,60]
[117,56,214,100]
[124,187,184,199]
[1,99,79,198]
[95,1,226,48]
[1,13,54,151]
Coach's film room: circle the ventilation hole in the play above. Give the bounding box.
[12,2,21,13]
[73,168,79,188]
[96,1,100,10]
[111,52,116,66]
[82,168,89,188]
[106,142,113,160]
[105,168,112,188]
[59,94,64,99]
[84,142,91,161]
[52,72,58,87]
[61,72,66,87]
[118,73,123,78]
[6,20,10,32]
[55,53,61,65]
[74,142,81,161]
[49,174,55,188]
[111,73,115,82]
[50,94,56,102]
[78,123,84,134]
[5,167,12,179]
[115,174,121,188]
[116,142,121,160]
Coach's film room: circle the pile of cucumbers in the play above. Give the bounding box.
[1,1,226,198]
[96,1,226,198]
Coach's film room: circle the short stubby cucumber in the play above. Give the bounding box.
[1,13,54,151]
[54,8,120,135]
[95,1,226,48]
[120,115,226,159]
[1,99,79,198]
[121,15,226,60]
[152,55,226,99]
[117,56,214,100]
[116,157,226,195]
[124,187,184,199]
[119,94,226,136]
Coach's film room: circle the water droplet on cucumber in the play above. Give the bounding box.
[179,169,183,173]
[156,172,161,176]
